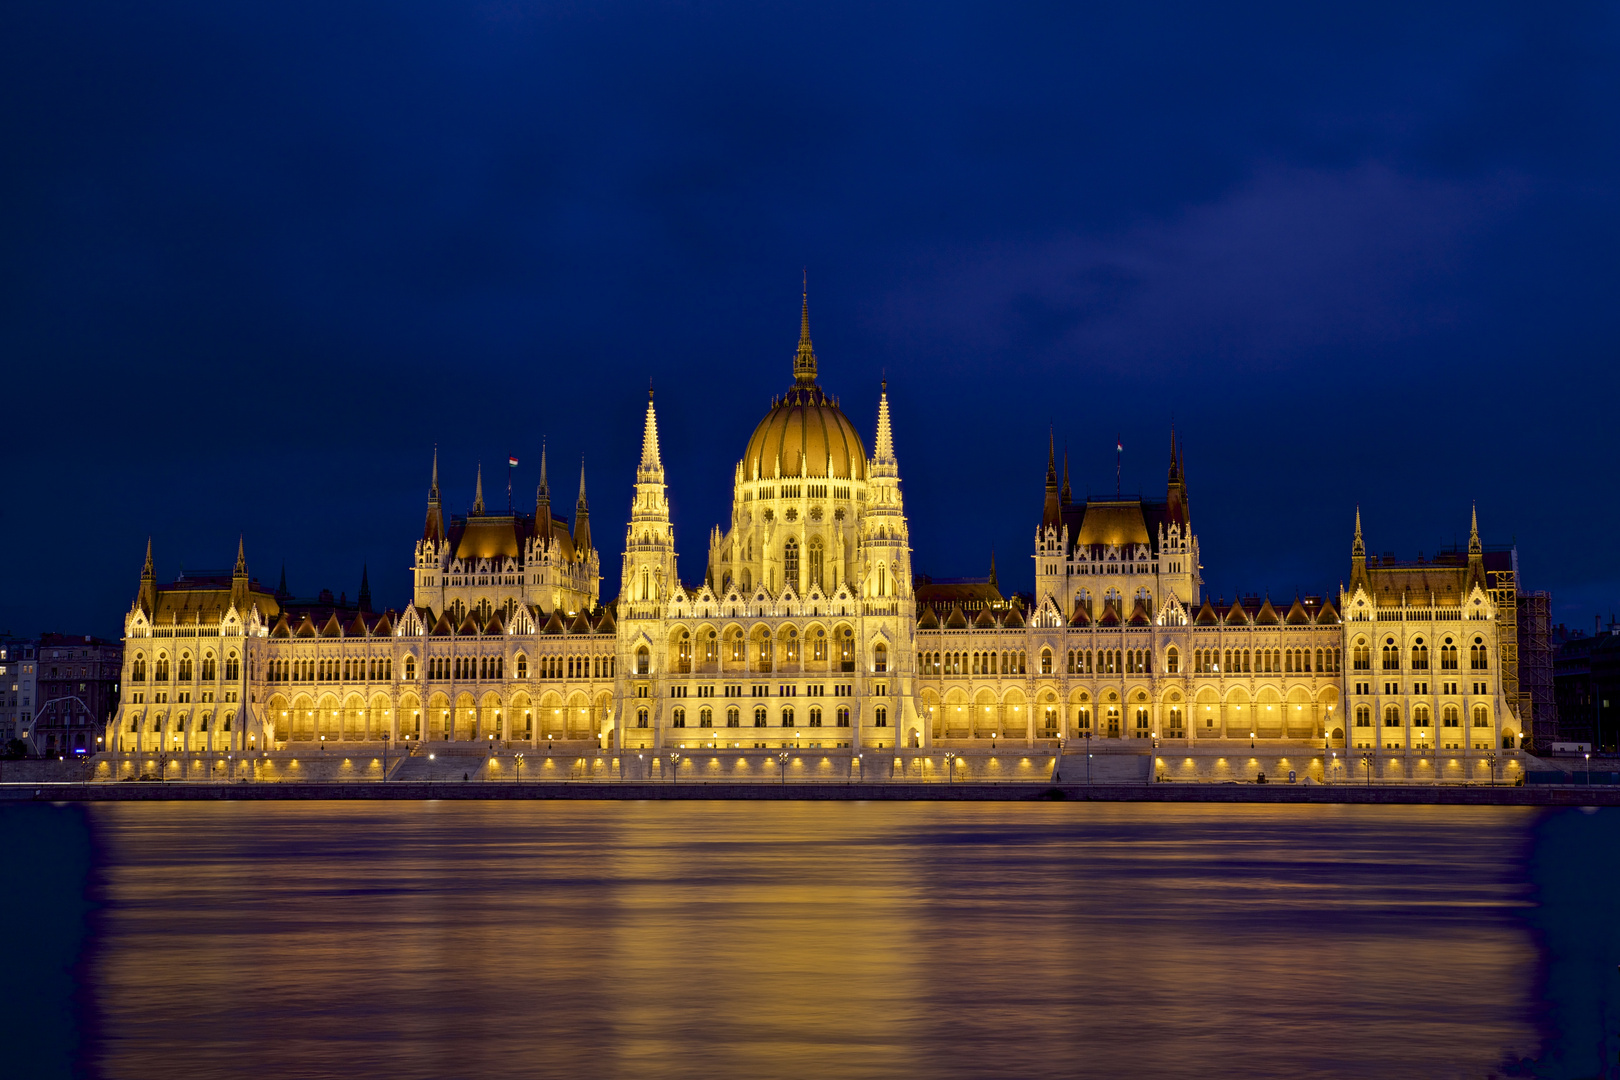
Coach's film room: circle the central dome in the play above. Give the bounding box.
[741,294,868,482]
[744,383,868,482]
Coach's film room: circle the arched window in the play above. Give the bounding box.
[178,653,193,681]
[1040,648,1053,675]
[1075,705,1091,733]
[1441,639,1458,670]
[641,567,651,601]
[132,654,147,682]
[836,706,850,727]
[784,538,799,588]
[781,707,794,728]
[1382,639,1399,671]
[874,642,888,673]
[699,707,713,728]
[637,708,649,728]
[876,563,887,597]
[1166,647,1179,674]
[1443,705,1460,728]
[809,705,822,727]
[808,539,824,589]
[672,707,686,728]
[1043,706,1057,734]
[156,653,170,681]
[515,654,527,679]
[404,655,416,681]
[202,652,216,681]
[1165,706,1184,735]
[1413,704,1430,727]
[1411,638,1429,670]
[754,706,767,727]
[1472,705,1489,728]
[874,705,888,727]
[1470,637,1488,670]
[1353,640,1370,671]
[726,706,740,728]
[636,645,651,676]
[1355,705,1371,727]
[1383,705,1401,728]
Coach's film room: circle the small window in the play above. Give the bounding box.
[672,707,686,728]
[726,706,740,728]
[874,705,888,727]
[754,706,767,727]
[637,708,649,728]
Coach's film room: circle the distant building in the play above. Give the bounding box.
[1554,624,1620,753]
[34,633,122,755]
[0,637,37,746]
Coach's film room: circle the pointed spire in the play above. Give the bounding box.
[1060,447,1072,507]
[1352,506,1366,559]
[473,463,485,515]
[1042,428,1061,530]
[793,274,817,385]
[234,535,247,577]
[1168,427,1182,482]
[535,440,551,543]
[138,538,157,613]
[278,562,288,596]
[639,387,663,475]
[537,441,549,497]
[430,446,440,501]
[1469,503,1481,555]
[874,380,895,464]
[988,548,998,588]
[423,448,446,544]
[358,564,372,612]
[572,457,592,554]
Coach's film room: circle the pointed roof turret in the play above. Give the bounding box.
[1353,505,1366,558]
[424,448,445,544]
[473,463,485,515]
[793,271,817,385]
[1060,447,1072,508]
[988,549,998,588]
[277,563,288,597]
[233,535,247,577]
[1468,503,1481,555]
[535,440,552,542]
[1042,429,1061,530]
[572,458,592,554]
[138,537,156,613]
[1166,428,1189,526]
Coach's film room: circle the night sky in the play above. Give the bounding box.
[3,1,1616,638]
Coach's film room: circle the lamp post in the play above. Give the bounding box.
[945,751,955,785]
[1086,728,1093,785]
[487,734,495,781]
[1361,752,1374,787]
[515,751,525,784]
[1586,751,1591,787]
[1487,752,1498,787]
[668,752,680,784]
[777,750,788,786]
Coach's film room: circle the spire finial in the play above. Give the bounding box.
[1469,502,1481,554]
[640,391,664,475]
[873,379,896,466]
[577,457,588,506]
[538,440,549,497]
[473,462,485,515]
[793,276,816,384]
[142,536,154,580]
[1061,446,1072,505]
[234,534,247,577]
[1353,505,1366,558]
[430,445,440,500]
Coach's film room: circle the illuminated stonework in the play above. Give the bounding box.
[105,297,1523,765]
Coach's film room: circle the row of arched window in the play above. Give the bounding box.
[1193,647,1341,674]
[1354,704,1489,728]
[669,704,855,728]
[131,650,239,683]
[127,711,235,732]
[1368,636,1488,672]
[920,650,1029,676]
[1066,649,1155,675]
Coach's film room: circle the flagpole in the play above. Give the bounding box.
[1116,436,1122,497]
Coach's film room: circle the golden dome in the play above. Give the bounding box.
[742,294,867,482]
[744,384,867,482]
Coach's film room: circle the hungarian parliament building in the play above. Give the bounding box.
[107,298,1526,772]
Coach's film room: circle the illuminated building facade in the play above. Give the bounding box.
[104,298,1524,769]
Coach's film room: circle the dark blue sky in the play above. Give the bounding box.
[3,1,1617,637]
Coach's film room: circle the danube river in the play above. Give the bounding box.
[7,801,1618,1079]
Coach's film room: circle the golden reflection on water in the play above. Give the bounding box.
[89,802,1540,1079]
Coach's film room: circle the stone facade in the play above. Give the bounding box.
[104,296,1524,773]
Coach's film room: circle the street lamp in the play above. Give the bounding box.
[778,750,789,786]
[668,751,680,784]
[1361,752,1374,787]
[1585,751,1591,787]
[514,752,525,783]
[945,751,956,785]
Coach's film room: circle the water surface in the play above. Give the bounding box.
[42,801,1604,1078]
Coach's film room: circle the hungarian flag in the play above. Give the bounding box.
[508,455,519,468]
[1116,440,1123,453]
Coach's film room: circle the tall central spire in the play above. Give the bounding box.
[640,386,664,477]
[793,272,816,385]
[473,463,485,515]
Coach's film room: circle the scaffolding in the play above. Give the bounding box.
[1517,591,1555,749]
